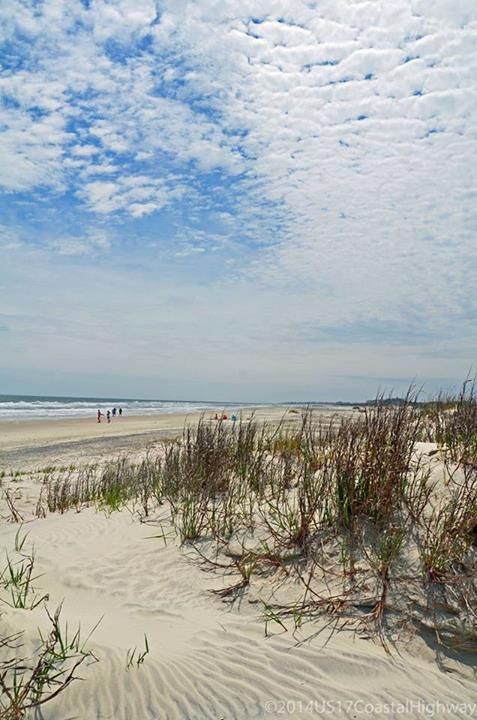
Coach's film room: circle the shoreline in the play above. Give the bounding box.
[0,405,356,471]
[0,406,283,470]
[0,411,200,454]
[0,407,281,449]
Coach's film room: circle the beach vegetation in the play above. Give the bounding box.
[0,535,99,719]
[2,491,24,524]
[0,606,98,720]
[34,382,477,655]
[126,634,150,670]
[0,529,48,611]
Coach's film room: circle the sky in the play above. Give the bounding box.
[0,0,476,402]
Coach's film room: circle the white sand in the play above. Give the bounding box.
[0,509,475,719]
[0,406,352,472]
[0,414,475,719]
[0,405,352,455]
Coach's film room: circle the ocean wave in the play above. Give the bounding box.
[0,398,231,421]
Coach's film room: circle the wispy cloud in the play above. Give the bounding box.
[0,0,476,399]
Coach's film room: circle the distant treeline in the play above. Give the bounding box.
[335,397,416,407]
[286,397,459,408]
[285,397,418,408]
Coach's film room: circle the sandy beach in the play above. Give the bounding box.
[0,406,476,720]
[0,405,354,470]
[2,0,475,716]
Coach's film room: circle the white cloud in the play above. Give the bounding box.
[80,175,185,216]
[411,0,477,27]
[0,0,245,211]
[1,0,476,395]
[91,0,158,41]
[72,144,100,157]
[148,0,476,330]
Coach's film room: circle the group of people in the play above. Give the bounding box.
[97,407,123,423]
[214,413,238,422]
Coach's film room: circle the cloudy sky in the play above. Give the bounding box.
[0,0,476,401]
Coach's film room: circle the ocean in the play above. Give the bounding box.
[0,394,240,421]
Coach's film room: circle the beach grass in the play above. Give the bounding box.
[0,533,99,720]
[6,384,476,655]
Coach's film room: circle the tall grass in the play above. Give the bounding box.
[35,390,477,652]
[423,378,477,464]
[43,456,162,516]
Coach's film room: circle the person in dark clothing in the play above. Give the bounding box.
[106,410,111,423]
[118,407,123,416]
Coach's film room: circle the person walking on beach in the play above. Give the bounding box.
[97,409,102,423]
[118,407,122,416]
[106,410,111,423]
[112,407,116,417]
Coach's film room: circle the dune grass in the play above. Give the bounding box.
[13,384,475,655]
[0,531,99,720]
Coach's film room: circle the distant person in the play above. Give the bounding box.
[112,407,116,417]
[118,407,123,416]
[214,413,218,420]
[106,410,111,423]
[97,409,102,423]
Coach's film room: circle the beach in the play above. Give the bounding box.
[0,405,476,720]
[0,405,354,470]
[2,0,475,716]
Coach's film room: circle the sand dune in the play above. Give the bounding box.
[0,500,475,720]
[0,412,476,720]
[0,506,475,719]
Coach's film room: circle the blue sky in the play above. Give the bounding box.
[0,0,476,401]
